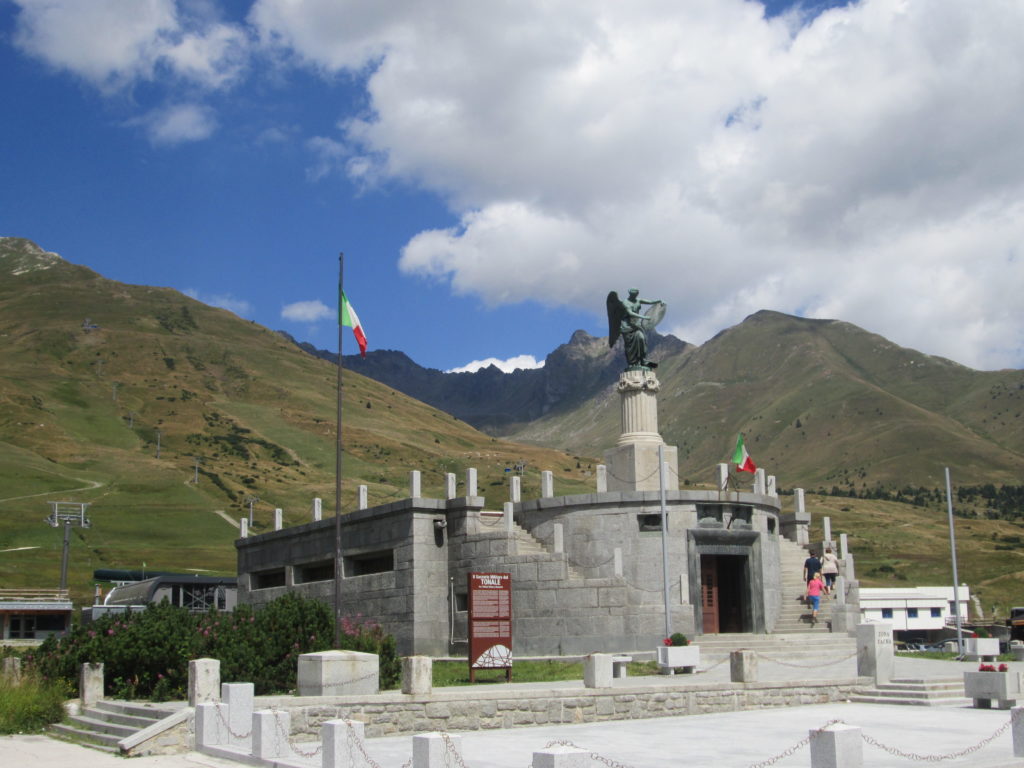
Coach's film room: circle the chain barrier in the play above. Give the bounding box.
[695,655,730,674]
[538,739,637,768]
[344,718,414,768]
[859,707,1021,763]
[272,708,322,759]
[754,648,859,668]
[441,731,471,768]
[214,704,252,740]
[747,719,843,768]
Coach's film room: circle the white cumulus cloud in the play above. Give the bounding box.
[282,299,333,322]
[184,288,252,317]
[447,355,545,374]
[131,103,218,145]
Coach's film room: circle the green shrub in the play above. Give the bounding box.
[668,632,689,647]
[0,671,70,734]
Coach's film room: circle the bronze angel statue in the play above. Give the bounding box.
[607,289,666,370]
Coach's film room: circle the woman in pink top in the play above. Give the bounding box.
[806,572,825,626]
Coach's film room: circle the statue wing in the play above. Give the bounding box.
[606,291,623,348]
[639,301,666,332]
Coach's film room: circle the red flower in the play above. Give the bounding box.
[999,664,1009,672]
[663,637,673,646]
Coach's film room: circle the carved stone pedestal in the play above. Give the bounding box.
[603,369,679,492]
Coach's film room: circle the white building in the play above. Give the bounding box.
[858,586,970,633]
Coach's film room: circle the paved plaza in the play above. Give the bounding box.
[3,656,1023,768]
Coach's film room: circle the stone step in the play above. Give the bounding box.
[847,694,971,707]
[49,722,122,751]
[67,713,136,738]
[83,706,162,730]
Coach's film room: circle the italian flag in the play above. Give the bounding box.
[340,291,367,357]
[732,434,757,473]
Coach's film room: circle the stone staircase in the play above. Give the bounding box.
[776,537,833,633]
[50,700,177,753]
[850,677,970,707]
[692,631,858,666]
[508,519,583,580]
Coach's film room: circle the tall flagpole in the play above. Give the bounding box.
[334,253,344,648]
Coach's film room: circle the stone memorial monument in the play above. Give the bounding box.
[603,289,678,491]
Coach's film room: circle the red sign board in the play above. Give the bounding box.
[468,572,512,681]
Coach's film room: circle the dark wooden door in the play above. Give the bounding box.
[701,556,719,634]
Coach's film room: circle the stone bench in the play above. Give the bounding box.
[611,655,632,678]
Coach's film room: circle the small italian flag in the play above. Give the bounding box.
[732,434,757,473]
[340,291,367,357]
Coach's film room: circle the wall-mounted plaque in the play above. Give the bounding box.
[468,571,512,682]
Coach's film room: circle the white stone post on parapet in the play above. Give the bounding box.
[541,470,554,498]
[358,485,368,510]
[195,702,229,749]
[824,516,832,546]
[274,508,283,531]
[583,654,613,689]
[510,475,521,503]
[188,658,220,706]
[840,532,849,560]
[504,502,514,533]
[767,475,777,497]
[753,468,766,494]
[446,473,457,500]
[313,497,322,522]
[553,523,564,553]
[533,744,591,767]
[322,719,366,768]
[413,733,464,768]
[402,656,433,696]
[221,683,253,750]
[409,470,421,499]
[239,518,248,538]
[466,468,478,497]
[856,622,894,685]
[716,463,728,491]
[795,489,809,545]
[253,709,291,761]
[80,662,104,708]
[810,724,863,768]
[595,464,607,493]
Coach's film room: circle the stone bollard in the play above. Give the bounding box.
[446,473,457,500]
[1012,706,1024,757]
[222,682,254,749]
[313,497,322,521]
[583,653,613,689]
[253,709,291,760]
[510,475,521,503]
[730,650,757,682]
[533,744,591,767]
[402,656,433,695]
[195,702,229,748]
[80,662,104,707]
[358,485,368,510]
[595,465,607,493]
[298,650,379,696]
[409,470,422,498]
[753,468,766,494]
[809,723,863,768]
[239,518,249,537]
[541,470,554,498]
[413,732,464,768]
[716,463,728,491]
[856,622,894,685]
[2,656,21,685]
[274,508,283,530]
[322,719,366,768]
[504,502,514,533]
[466,468,478,497]
[189,658,221,706]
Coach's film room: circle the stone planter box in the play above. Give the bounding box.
[964,637,1000,661]
[964,671,1024,709]
[657,645,700,674]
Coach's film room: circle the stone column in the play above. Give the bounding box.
[313,497,322,522]
[409,470,421,499]
[716,463,728,491]
[730,650,757,682]
[446,473,457,500]
[466,468,478,497]
[222,683,254,750]
[856,622,894,685]
[604,370,679,492]
[80,662,104,708]
[402,656,433,695]
[540,471,554,498]
[253,709,291,760]
[753,468,766,495]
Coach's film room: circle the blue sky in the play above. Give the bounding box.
[2,0,1022,373]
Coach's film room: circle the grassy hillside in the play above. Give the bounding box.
[0,239,597,603]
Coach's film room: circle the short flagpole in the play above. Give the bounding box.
[334,252,344,648]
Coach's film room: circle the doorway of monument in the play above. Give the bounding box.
[700,554,749,634]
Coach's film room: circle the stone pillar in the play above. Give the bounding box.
[840,532,849,560]
[253,709,291,760]
[510,475,521,503]
[358,485,368,510]
[595,465,607,493]
[402,656,433,696]
[273,508,283,531]
[540,471,554,498]
[2,657,21,684]
[322,719,366,768]
[1012,706,1024,758]
[413,733,463,768]
[313,497,322,522]
[409,470,421,499]
[222,683,254,750]
[80,662,104,707]
[297,650,379,696]
[603,370,679,492]
[553,523,564,553]
[845,553,856,581]
[730,650,757,682]
[583,654,613,689]
[753,468,766,495]
[716,463,728,491]
[809,724,863,768]
[239,518,248,538]
[767,475,777,497]
[504,502,514,533]
[823,516,832,545]
[466,468,478,497]
[614,548,623,577]
[195,702,228,748]
[856,622,894,685]
[189,658,220,706]
[446,473,457,500]
[533,745,591,767]
[794,489,809,545]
